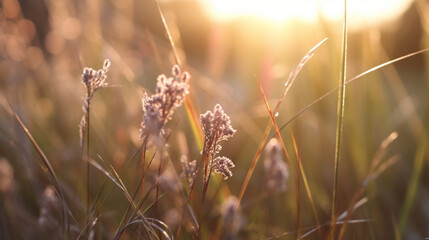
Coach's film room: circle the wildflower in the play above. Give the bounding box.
[140,65,190,140]
[79,59,111,146]
[264,138,289,192]
[200,104,236,180]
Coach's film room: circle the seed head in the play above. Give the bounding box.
[200,104,236,181]
[264,138,288,192]
[81,59,111,95]
[200,104,236,156]
[79,59,111,147]
[140,65,190,139]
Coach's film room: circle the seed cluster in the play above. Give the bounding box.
[79,59,111,147]
[200,104,236,180]
[140,65,190,139]
[200,104,235,156]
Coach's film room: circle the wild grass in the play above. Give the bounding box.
[329,0,348,238]
[0,0,428,239]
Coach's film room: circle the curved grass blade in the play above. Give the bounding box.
[276,48,429,134]
[154,0,203,149]
[8,104,70,235]
[259,82,321,237]
[237,38,328,204]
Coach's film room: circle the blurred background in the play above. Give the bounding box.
[0,0,428,239]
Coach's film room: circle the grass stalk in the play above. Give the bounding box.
[330,0,348,238]
[338,132,399,239]
[10,105,70,236]
[86,97,91,218]
[154,0,204,150]
[276,48,429,135]
[259,82,321,238]
[238,38,327,204]
[290,131,302,238]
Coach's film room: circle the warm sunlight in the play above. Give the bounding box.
[202,0,412,28]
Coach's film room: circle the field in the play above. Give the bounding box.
[0,0,428,239]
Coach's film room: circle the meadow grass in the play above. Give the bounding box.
[0,0,428,239]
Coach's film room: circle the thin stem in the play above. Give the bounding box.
[86,95,91,236]
[198,162,213,239]
[154,145,164,237]
[175,143,206,239]
[330,0,348,238]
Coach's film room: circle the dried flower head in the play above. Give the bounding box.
[212,156,235,180]
[181,155,197,188]
[79,59,111,146]
[200,104,236,156]
[200,104,236,181]
[140,65,190,139]
[264,138,289,192]
[81,59,111,99]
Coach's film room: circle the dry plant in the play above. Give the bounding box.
[1,1,429,239]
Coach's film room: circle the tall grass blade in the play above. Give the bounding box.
[300,219,372,239]
[237,38,327,204]
[290,130,302,238]
[338,131,399,239]
[259,81,321,237]
[8,104,69,235]
[89,158,134,204]
[154,0,204,150]
[330,0,348,238]
[277,48,429,133]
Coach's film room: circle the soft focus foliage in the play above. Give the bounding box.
[0,0,428,239]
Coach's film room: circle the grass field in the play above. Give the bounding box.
[0,0,428,239]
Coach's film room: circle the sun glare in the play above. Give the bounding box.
[202,0,412,28]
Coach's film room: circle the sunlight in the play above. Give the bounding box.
[202,0,412,28]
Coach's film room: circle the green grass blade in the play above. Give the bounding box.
[330,0,348,237]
